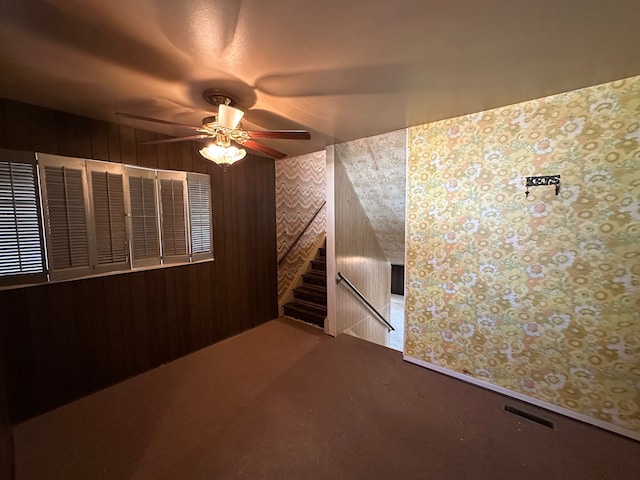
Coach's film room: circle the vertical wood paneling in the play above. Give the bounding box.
[0,97,278,423]
[0,102,7,148]
[56,112,92,158]
[89,278,111,386]
[198,263,214,345]
[334,155,391,346]
[180,142,193,172]
[0,289,37,417]
[27,285,59,407]
[45,282,78,402]
[27,105,59,154]
[116,274,136,375]
[130,271,150,373]
[107,123,122,162]
[156,137,169,171]
[163,267,179,360]
[148,269,169,363]
[90,119,110,161]
[118,125,137,165]
[234,165,250,326]
[0,341,13,480]
[70,280,96,394]
[165,141,182,172]
[73,278,109,391]
[135,130,158,169]
[189,143,207,174]
[103,276,126,381]
[1,100,30,151]
[187,263,202,349]
[173,265,192,356]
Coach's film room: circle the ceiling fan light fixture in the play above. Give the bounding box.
[217,104,244,129]
[199,144,247,168]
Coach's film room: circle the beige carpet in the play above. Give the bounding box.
[14,318,640,479]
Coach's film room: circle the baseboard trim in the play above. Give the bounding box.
[403,354,640,442]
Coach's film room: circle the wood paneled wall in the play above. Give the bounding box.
[0,349,13,480]
[334,155,390,346]
[0,98,278,423]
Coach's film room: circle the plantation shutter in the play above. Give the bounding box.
[187,172,213,262]
[87,161,130,273]
[157,171,188,264]
[0,149,46,286]
[38,153,92,280]
[126,166,160,267]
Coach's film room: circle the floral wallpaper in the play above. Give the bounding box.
[275,151,326,301]
[406,76,640,434]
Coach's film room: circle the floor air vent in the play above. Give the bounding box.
[504,405,554,429]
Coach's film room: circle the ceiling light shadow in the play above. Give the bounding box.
[1,0,186,81]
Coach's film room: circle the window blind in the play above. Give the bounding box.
[127,167,160,267]
[0,149,46,285]
[187,173,213,261]
[158,174,188,263]
[87,161,130,273]
[3,150,213,289]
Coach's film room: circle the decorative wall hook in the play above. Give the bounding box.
[525,175,561,198]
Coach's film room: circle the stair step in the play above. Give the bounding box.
[286,298,326,315]
[311,259,326,271]
[294,285,327,305]
[283,299,326,327]
[295,283,326,294]
[303,271,326,287]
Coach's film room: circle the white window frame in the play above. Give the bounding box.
[2,149,215,289]
[38,153,94,281]
[86,160,131,275]
[125,165,161,269]
[157,170,190,265]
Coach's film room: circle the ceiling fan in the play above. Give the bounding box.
[115,91,310,166]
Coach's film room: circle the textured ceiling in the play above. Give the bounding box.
[1,0,640,159]
[336,130,406,264]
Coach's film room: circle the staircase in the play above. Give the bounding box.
[283,246,327,328]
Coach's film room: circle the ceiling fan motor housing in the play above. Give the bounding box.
[202,89,237,108]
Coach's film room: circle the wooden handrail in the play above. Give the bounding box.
[277,200,326,266]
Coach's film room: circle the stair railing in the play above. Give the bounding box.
[277,200,327,266]
[336,272,394,332]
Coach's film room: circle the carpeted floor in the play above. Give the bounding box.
[14,317,640,479]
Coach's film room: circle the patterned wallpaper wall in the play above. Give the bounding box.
[406,76,640,434]
[335,130,406,264]
[275,151,326,301]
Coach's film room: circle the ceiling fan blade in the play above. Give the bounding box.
[115,112,202,131]
[243,140,287,159]
[141,134,212,145]
[247,130,311,140]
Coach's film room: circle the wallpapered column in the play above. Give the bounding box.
[406,76,640,435]
[275,151,326,301]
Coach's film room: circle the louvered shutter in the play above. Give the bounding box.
[158,171,188,264]
[126,166,160,267]
[187,173,213,262]
[0,149,46,286]
[38,153,92,280]
[87,161,130,273]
